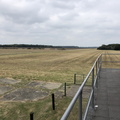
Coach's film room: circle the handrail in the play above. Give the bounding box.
[83,68,100,120]
[60,54,102,120]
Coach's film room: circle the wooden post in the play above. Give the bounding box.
[74,73,76,84]
[52,93,55,110]
[30,112,34,120]
[64,82,66,96]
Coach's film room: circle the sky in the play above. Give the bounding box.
[0,0,120,47]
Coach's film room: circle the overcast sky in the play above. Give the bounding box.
[0,0,120,47]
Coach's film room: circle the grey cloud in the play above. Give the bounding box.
[0,0,49,24]
[50,0,75,9]
[0,0,120,46]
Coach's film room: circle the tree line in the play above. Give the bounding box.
[97,44,120,50]
[0,44,80,49]
[0,44,53,49]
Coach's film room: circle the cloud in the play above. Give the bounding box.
[0,0,49,24]
[49,0,76,10]
[0,0,120,46]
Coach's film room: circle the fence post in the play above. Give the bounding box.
[100,55,102,70]
[96,61,98,76]
[92,68,94,109]
[78,90,82,120]
[96,61,99,88]
[98,57,100,69]
[30,112,34,120]
[64,82,66,96]
[52,93,55,110]
[74,73,76,84]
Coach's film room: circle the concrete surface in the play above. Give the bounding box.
[92,68,120,120]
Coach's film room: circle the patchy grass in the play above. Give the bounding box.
[102,51,120,68]
[0,97,71,120]
[0,48,119,119]
[0,49,103,83]
[0,97,88,120]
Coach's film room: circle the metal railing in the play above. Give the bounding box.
[60,54,102,120]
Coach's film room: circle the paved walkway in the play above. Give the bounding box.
[93,68,120,120]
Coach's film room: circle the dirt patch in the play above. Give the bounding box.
[0,88,48,101]
[0,78,21,85]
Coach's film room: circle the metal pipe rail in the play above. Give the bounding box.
[60,54,102,120]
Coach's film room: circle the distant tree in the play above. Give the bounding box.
[97,44,120,50]
[114,44,120,50]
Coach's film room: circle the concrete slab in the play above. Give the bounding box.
[0,88,48,101]
[0,86,13,95]
[43,82,62,90]
[92,68,120,120]
[28,81,45,87]
[28,81,62,90]
[0,78,21,85]
[92,116,109,120]
[109,106,120,119]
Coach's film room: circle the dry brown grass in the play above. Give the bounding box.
[0,48,119,120]
[102,51,120,68]
[0,49,104,83]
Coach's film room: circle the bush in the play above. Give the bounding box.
[97,44,120,50]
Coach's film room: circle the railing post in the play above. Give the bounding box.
[92,68,94,86]
[92,68,94,109]
[100,55,102,70]
[98,57,100,69]
[95,62,98,88]
[74,73,76,84]
[97,57,100,79]
[96,61,98,76]
[98,57,101,79]
[78,90,82,120]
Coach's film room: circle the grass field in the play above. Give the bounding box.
[102,51,120,68]
[0,49,103,83]
[0,48,119,120]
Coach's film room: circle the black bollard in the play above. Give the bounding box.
[64,82,66,96]
[52,93,55,110]
[30,112,34,120]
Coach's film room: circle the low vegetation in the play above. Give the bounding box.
[0,48,119,120]
[97,44,120,50]
[0,44,80,49]
[0,49,102,83]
